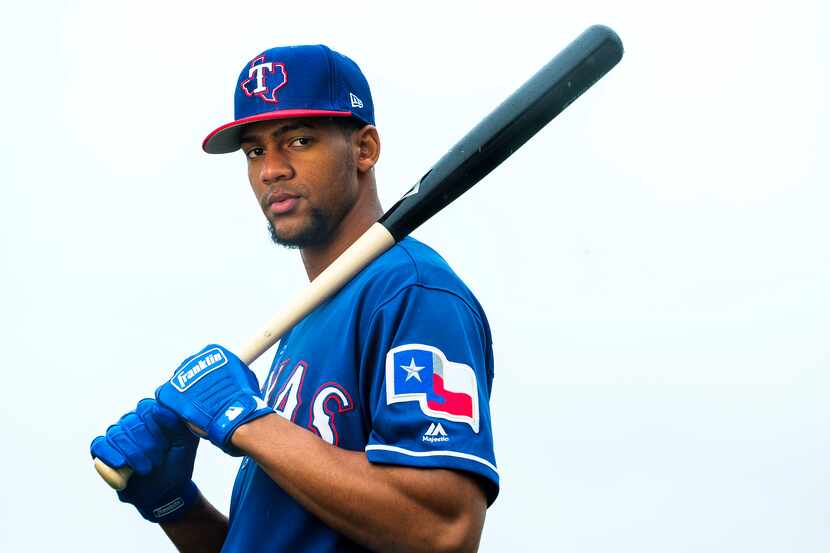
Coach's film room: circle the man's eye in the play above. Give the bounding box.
[289,137,312,147]
[245,147,264,159]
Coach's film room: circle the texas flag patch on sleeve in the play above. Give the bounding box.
[385,344,480,433]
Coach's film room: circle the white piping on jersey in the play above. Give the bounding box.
[365,444,498,475]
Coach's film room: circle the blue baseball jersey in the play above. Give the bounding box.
[221,237,498,552]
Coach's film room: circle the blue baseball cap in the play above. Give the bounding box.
[203,44,375,154]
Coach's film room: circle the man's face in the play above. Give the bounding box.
[240,118,360,249]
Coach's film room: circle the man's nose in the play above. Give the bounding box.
[259,150,294,184]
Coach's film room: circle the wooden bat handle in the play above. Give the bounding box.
[94,224,396,490]
[235,223,396,364]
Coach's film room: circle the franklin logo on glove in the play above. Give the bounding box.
[156,344,273,455]
[172,348,228,392]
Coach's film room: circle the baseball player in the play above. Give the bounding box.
[91,44,498,553]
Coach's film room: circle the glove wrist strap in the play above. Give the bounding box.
[136,480,200,524]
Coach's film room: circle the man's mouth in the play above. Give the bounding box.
[266,192,301,215]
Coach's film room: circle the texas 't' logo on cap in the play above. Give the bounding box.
[240,55,287,104]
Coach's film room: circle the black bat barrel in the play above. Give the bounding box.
[378,25,624,241]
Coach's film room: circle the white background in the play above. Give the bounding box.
[1,1,828,551]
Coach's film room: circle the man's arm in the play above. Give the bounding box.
[160,493,229,553]
[153,343,492,553]
[231,413,487,553]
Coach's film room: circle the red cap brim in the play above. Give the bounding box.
[202,109,354,154]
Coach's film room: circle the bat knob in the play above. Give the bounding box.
[94,457,133,490]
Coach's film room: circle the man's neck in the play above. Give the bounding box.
[300,195,383,281]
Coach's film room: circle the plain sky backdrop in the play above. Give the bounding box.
[2,1,828,551]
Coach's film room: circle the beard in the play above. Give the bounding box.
[265,155,357,250]
[267,207,332,249]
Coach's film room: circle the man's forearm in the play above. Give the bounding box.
[161,492,229,553]
[231,414,486,553]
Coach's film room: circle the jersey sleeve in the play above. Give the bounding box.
[360,284,499,504]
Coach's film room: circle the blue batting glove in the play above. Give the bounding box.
[155,344,272,455]
[90,398,199,523]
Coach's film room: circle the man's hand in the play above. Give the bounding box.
[90,399,200,523]
[155,344,272,455]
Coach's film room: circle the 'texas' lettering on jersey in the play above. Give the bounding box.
[385,344,480,433]
[240,54,287,103]
[261,358,355,447]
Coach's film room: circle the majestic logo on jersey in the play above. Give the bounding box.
[240,55,287,104]
[386,344,480,432]
[171,348,228,392]
[422,422,450,443]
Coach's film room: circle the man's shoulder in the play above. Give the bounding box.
[352,237,484,316]
[362,237,467,292]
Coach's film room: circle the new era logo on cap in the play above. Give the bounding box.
[203,44,375,154]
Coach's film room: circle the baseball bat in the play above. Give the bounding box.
[95,24,624,490]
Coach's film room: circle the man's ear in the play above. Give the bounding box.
[354,125,380,174]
